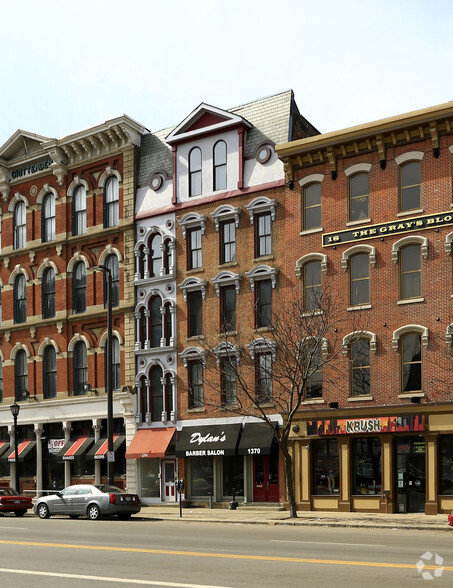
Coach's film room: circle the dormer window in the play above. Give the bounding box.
[189,147,202,197]
[213,141,227,191]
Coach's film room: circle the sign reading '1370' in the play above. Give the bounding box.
[323,210,453,247]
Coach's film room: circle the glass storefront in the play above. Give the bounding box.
[140,458,161,499]
[190,456,213,497]
[352,437,381,495]
[222,455,244,498]
[439,435,453,495]
[313,439,339,495]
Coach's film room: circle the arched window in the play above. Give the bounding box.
[302,183,321,230]
[164,302,172,346]
[73,185,86,236]
[105,336,121,391]
[138,375,147,422]
[42,267,56,318]
[349,173,369,221]
[303,261,321,311]
[305,341,322,399]
[43,346,57,399]
[137,244,146,279]
[105,255,119,308]
[104,175,119,228]
[14,274,27,324]
[350,339,371,396]
[400,244,421,299]
[150,365,163,421]
[189,147,202,197]
[400,161,421,211]
[150,297,162,348]
[73,341,88,396]
[162,239,170,275]
[15,349,28,401]
[73,262,86,314]
[165,373,173,417]
[401,333,422,393]
[14,201,26,249]
[149,234,162,277]
[42,193,55,242]
[138,307,147,348]
[213,141,227,191]
[350,253,370,306]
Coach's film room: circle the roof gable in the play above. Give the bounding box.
[0,130,51,163]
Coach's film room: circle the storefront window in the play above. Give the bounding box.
[190,456,213,497]
[352,437,381,495]
[222,456,244,498]
[313,439,339,495]
[440,435,453,495]
[140,458,161,498]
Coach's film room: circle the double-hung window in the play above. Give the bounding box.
[43,346,57,399]
[189,148,202,197]
[255,352,272,405]
[350,339,371,396]
[220,285,236,332]
[73,341,88,396]
[188,360,203,408]
[303,261,321,312]
[221,358,236,406]
[255,279,272,328]
[42,267,56,318]
[73,262,86,314]
[213,141,227,191]
[14,274,27,324]
[400,245,421,299]
[256,213,272,257]
[188,228,202,270]
[42,193,55,242]
[349,173,369,221]
[221,220,236,264]
[401,333,422,393]
[15,349,28,402]
[73,185,86,236]
[104,176,119,228]
[302,183,321,230]
[400,161,421,212]
[350,253,370,306]
[187,290,203,337]
[14,201,26,249]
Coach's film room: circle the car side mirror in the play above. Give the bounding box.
[56,491,62,497]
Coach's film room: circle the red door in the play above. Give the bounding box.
[253,451,279,502]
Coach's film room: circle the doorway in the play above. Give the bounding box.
[253,446,279,502]
[162,460,176,502]
[395,437,426,513]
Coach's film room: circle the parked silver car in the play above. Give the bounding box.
[34,484,141,520]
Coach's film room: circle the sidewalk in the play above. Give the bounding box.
[140,504,453,532]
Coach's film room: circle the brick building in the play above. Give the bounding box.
[277,102,453,514]
[0,117,145,494]
[131,90,318,504]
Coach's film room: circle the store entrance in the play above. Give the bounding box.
[253,445,279,502]
[395,437,426,513]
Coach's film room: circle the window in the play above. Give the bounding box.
[401,333,422,393]
[255,279,272,328]
[439,435,453,495]
[350,253,370,305]
[73,341,88,396]
[138,376,148,422]
[349,173,369,221]
[255,212,272,257]
[43,346,57,399]
[14,274,27,324]
[165,373,173,417]
[213,141,227,191]
[104,175,119,228]
[15,349,28,402]
[188,228,202,270]
[221,358,236,406]
[400,244,421,299]
[255,352,272,405]
[352,438,381,495]
[188,360,203,408]
[149,234,163,278]
[73,262,86,314]
[42,267,56,318]
[187,290,202,337]
[73,185,86,236]
[112,337,120,391]
[14,201,26,249]
[138,307,147,348]
[220,220,236,264]
[305,342,322,399]
[400,161,421,211]
[150,296,162,347]
[220,285,236,332]
[105,255,119,307]
[313,439,339,495]
[350,339,370,396]
[136,244,146,279]
[164,302,172,346]
[42,193,55,242]
[189,147,202,197]
[150,366,163,421]
[303,261,321,311]
[302,183,321,230]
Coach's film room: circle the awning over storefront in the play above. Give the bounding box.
[57,436,94,461]
[176,423,241,457]
[125,428,175,459]
[0,440,9,458]
[2,439,36,462]
[87,435,126,460]
[238,422,276,456]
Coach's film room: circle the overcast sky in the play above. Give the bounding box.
[1,0,452,144]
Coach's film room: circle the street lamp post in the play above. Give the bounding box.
[10,402,20,491]
[94,265,114,486]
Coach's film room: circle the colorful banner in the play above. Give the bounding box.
[307,415,424,436]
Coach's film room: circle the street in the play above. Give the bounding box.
[0,514,451,587]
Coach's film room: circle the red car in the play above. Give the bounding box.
[448,512,453,527]
[0,487,33,516]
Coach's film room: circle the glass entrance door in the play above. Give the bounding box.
[162,460,176,502]
[395,437,426,513]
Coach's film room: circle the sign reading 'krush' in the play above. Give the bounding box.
[307,415,424,436]
[323,211,453,247]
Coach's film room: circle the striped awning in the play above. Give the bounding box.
[57,436,94,461]
[86,435,126,460]
[2,439,36,462]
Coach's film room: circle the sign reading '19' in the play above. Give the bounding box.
[323,211,453,246]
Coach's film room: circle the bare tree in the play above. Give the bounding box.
[202,289,362,518]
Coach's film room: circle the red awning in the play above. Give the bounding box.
[125,428,175,459]
[86,435,125,460]
[4,439,36,462]
[58,436,94,461]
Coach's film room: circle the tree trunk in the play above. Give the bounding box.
[280,442,298,518]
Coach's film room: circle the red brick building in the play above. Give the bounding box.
[277,102,453,514]
[0,118,145,494]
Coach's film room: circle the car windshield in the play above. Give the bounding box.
[96,485,125,494]
[0,488,20,496]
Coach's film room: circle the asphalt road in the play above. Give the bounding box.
[0,514,451,587]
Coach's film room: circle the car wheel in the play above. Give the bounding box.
[37,503,51,519]
[87,504,101,520]
[69,515,79,519]
[14,511,26,517]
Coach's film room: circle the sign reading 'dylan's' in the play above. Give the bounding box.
[11,159,53,180]
[323,211,453,247]
[307,415,424,436]
[186,431,228,456]
[176,424,242,458]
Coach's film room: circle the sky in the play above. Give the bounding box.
[1,0,452,144]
